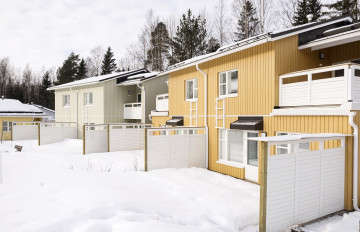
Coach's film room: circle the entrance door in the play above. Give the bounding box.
[244,132,258,182]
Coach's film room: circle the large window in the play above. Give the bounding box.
[185,79,198,100]
[219,129,258,166]
[63,94,70,107]
[84,92,93,106]
[2,121,10,132]
[219,70,238,97]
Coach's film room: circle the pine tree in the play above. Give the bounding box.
[101,47,117,75]
[235,1,260,41]
[39,71,53,108]
[145,22,170,71]
[169,9,208,65]
[293,0,322,26]
[207,37,221,53]
[328,0,359,21]
[76,58,88,80]
[56,52,80,84]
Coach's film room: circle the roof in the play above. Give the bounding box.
[249,133,349,143]
[32,104,55,120]
[0,99,45,117]
[117,72,160,86]
[48,69,148,90]
[160,16,354,75]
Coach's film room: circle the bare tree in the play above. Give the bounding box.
[164,14,178,67]
[214,0,230,46]
[22,64,33,103]
[255,0,273,33]
[0,57,13,97]
[276,0,297,28]
[86,46,105,77]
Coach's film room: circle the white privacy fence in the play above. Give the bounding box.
[39,122,77,145]
[83,124,152,155]
[256,134,347,232]
[145,127,207,171]
[11,122,39,140]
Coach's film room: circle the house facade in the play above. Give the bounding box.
[151,16,360,210]
[49,69,168,138]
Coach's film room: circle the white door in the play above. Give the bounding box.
[244,132,258,182]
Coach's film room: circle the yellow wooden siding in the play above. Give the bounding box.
[0,117,43,140]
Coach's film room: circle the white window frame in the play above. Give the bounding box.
[84,92,93,106]
[63,94,70,107]
[219,69,238,98]
[137,93,142,103]
[185,78,198,101]
[218,129,258,167]
[2,121,10,132]
[276,132,310,154]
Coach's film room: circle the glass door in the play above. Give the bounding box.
[245,132,259,182]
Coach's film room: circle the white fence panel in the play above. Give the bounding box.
[84,125,108,154]
[39,122,77,145]
[12,122,38,140]
[266,139,345,232]
[109,124,151,152]
[146,127,206,171]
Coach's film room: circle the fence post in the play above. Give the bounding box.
[38,123,40,146]
[83,125,85,155]
[144,128,148,172]
[10,122,13,141]
[107,124,110,152]
[259,141,268,232]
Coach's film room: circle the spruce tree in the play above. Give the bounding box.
[328,0,359,21]
[293,0,322,26]
[207,37,221,53]
[76,58,88,80]
[235,1,260,41]
[101,47,117,75]
[56,52,80,84]
[169,9,208,65]
[39,72,52,108]
[145,22,170,71]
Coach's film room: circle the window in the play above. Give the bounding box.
[185,79,198,100]
[2,121,10,132]
[219,70,238,97]
[219,129,258,165]
[137,93,141,103]
[84,92,93,106]
[276,132,310,154]
[63,95,70,107]
[85,123,95,131]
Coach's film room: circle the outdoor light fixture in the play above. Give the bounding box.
[128,90,133,96]
[319,52,325,59]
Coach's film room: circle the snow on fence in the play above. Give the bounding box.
[83,124,152,155]
[11,122,39,140]
[39,122,77,145]
[145,127,207,171]
[255,134,347,232]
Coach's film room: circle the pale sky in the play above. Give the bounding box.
[0,0,219,72]
[0,0,338,73]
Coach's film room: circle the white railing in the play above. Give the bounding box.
[124,103,142,119]
[156,94,169,112]
[279,63,360,106]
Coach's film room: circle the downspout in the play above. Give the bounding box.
[70,87,80,139]
[136,82,145,124]
[196,64,209,169]
[349,112,360,211]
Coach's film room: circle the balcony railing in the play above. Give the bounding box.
[279,63,360,107]
[124,103,142,119]
[156,94,169,112]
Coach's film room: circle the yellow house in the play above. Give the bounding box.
[0,98,47,140]
[151,16,360,210]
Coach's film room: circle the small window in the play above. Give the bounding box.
[63,95,70,107]
[137,93,141,103]
[84,93,93,106]
[185,79,198,101]
[2,121,10,132]
[219,70,238,97]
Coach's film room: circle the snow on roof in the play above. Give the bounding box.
[250,133,349,143]
[0,99,45,116]
[32,104,55,120]
[48,71,134,90]
[127,72,159,80]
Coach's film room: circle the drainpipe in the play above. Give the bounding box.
[70,87,80,139]
[196,64,209,169]
[136,82,145,124]
[349,112,360,211]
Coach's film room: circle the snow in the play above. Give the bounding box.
[251,133,348,142]
[0,139,260,232]
[0,99,44,116]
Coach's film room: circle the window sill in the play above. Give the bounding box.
[217,94,238,99]
[216,160,244,169]
[84,104,93,107]
[185,99,198,102]
[63,105,70,108]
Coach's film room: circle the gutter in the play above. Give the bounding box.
[348,112,360,211]
[70,87,80,139]
[196,64,209,169]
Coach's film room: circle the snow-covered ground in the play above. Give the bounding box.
[0,139,259,232]
[0,139,359,232]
